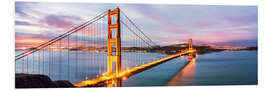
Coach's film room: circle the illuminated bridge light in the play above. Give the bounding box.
[15,7,198,87]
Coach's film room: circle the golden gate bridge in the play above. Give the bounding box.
[15,8,197,87]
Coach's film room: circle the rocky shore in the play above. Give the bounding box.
[15,74,75,88]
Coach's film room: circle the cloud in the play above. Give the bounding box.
[15,2,258,47]
[15,31,107,49]
[222,15,257,27]
[40,14,82,30]
[78,29,101,36]
[15,2,30,17]
[15,2,86,33]
[15,37,50,49]
[15,20,32,26]
[212,39,258,47]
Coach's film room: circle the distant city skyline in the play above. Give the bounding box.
[15,2,257,49]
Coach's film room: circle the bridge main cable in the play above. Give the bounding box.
[15,11,108,61]
[120,10,158,47]
[120,20,153,48]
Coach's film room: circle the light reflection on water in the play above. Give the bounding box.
[122,51,257,86]
[167,58,196,86]
[15,51,257,86]
[15,50,168,83]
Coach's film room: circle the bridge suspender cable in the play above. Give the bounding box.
[120,20,153,48]
[15,8,197,87]
[120,10,158,47]
[15,11,108,61]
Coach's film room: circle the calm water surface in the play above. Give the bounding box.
[122,51,257,86]
[15,51,257,86]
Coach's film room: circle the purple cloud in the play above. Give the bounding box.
[40,14,82,29]
[15,2,258,47]
[15,2,39,18]
[212,39,257,47]
[15,20,32,26]
[221,14,257,27]
[15,3,28,17]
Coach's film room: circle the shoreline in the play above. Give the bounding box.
[15,46,257,56]
[15,73,75,88]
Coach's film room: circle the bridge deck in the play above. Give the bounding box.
[73,49,196,87]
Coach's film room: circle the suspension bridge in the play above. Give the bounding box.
[15,8,197,87]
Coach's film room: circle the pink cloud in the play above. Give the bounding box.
[15,36,101,50]
[193,29,255,44]
[77,29,101,36]
[188,20,218,29]
[40,14,82,30]
[221,14,257,26]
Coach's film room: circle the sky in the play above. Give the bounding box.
[15,2,258,49]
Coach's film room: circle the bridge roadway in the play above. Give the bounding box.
[73,49,196,87]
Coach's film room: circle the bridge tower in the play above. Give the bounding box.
[107,8,121,75]
[188,38,194,61]
[107,8,122,87]
[188,38,193,50]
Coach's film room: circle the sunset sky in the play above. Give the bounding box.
[15,2,258,49]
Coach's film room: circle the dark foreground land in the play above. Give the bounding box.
[15,74,75,88]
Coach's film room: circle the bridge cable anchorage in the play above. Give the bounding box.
[120,10,158,47]
[15,11,108,61]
